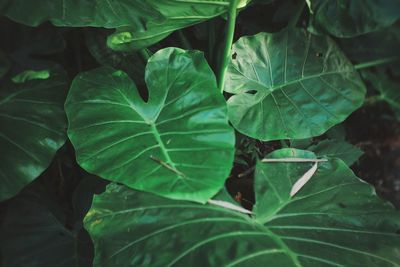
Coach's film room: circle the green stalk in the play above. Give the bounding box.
[138,48,152,62]
[354,56,400,70]
[218,0,239,93]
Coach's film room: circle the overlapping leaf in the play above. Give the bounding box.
[339,26,400,65]
[0,182,93,267]
[224,28,366,141]
[362,70,400,120]
[0,67,67,201]
[0,0,234,50]
[65,48,235,203]
[307,0,400,37]
[307,139,363,166]
[85,148,400,266]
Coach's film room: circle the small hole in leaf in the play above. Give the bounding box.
[316,52,323,58]
[232,52,237,60]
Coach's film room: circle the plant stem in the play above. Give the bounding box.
[218,0,239,93]
[288,0,306,28]
[138,48,152,62]
[354,56,400,70]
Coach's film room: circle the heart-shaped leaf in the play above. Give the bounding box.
[307,0,400,37]
[85,148,400,266]
[65,48,235,203]
[0,67,67,201]
[224,28,366,141]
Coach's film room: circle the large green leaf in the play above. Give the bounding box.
[0,67,67,201]
[224,28,366,141]
[85,148,400,266]
[0,181,93,267]
[65,48,235,203]
[307,0,400,37]
[0,0,161,28]
[0,0,233,50]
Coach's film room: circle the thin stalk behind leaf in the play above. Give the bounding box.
[218,0,239,93]
[354,56,400,70]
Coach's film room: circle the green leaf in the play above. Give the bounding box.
[85,148,400,266]
[307,0,400,37]
[224,28,366,141]
[338,26,400,65]
[0,0,233,50]
[0,66,67,201]
[0,0,161,28]
[308,139,363,166]
[0,182,93,267]
[11,69,50,83]
[84,28,148,88]
[362,70,400,120]
[106,0,232,51]
[65,48,235,203]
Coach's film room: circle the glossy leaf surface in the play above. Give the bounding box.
[224,29,366,141]
[85,148,400,266]
[0,67,67,201]
[0,182,92,267]
[0,0,232,50]
[65,48,235,203]
[106,0,231,51]
[307,0,400,37]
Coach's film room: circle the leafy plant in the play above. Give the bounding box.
[0,0,399,266]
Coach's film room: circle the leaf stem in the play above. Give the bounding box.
[354,56,400,70]
[218,0,239,93]
[288,0,306,28]
[138,48,152,62]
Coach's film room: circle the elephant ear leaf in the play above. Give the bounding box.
[0,0,236,50]
[224,28,366,141]
[65,48,235,203]
[307,0,400,37]
[0,67,67,201]
[84,148,400,266]
[107,0,234,51]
